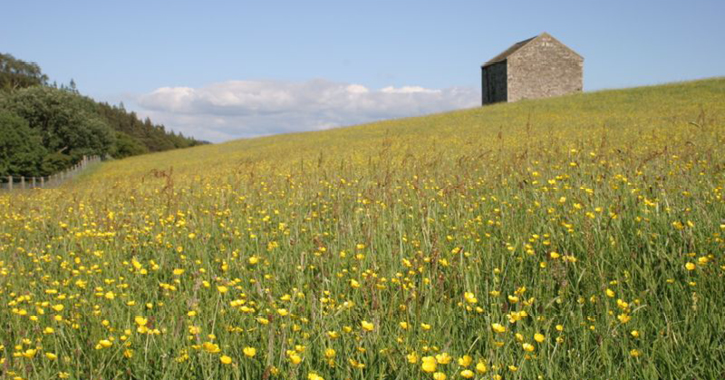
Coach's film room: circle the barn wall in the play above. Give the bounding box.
[482,62,507,105]
[507,34,583,102]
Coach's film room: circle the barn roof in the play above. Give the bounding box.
[482,35,537,67]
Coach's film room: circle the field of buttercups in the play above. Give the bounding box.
[1,78,724,379]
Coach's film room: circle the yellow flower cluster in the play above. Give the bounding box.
[0,78,723,378]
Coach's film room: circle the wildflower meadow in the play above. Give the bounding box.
[1,78,724,379]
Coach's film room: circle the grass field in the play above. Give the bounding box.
[1,78,724,379]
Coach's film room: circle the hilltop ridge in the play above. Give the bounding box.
[84,77,725,183]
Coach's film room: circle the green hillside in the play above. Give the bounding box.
[1,78,724,379]
[88,77,725,182]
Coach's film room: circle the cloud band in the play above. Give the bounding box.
[135,79,478,142]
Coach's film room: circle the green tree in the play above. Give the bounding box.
[0,86,115,171]
[0,53,48,92]
[0,110,46,176]
[95,102,204,153]
[111,131,149,158]
[2,51,205,167]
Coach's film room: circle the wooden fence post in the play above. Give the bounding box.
[3,157,99,192]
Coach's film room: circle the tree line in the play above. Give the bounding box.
[0,52,206,177]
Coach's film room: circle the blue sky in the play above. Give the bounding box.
[2,0,724,142]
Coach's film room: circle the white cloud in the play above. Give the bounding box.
[346,84,369,94]
[134,79,478,142]
[380,86,441,94]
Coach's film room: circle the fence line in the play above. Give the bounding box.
[0,155,101,192]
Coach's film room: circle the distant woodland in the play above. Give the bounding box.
[0,52,205,177]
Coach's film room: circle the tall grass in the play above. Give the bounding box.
[1,78,724,379]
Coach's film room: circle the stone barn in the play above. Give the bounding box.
[481,32,583,105]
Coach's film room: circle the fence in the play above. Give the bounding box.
[0,155,101,192]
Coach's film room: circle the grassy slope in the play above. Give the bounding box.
[88,77,724,181]
[1,78,724,379]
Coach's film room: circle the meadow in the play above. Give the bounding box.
[1,78,724,379]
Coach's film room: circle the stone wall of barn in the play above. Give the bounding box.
[506,34,583,102]
[481,62,507,105]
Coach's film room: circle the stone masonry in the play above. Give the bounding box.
[481,32,583,105]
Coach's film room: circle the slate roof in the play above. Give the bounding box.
[482,35,537,67]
